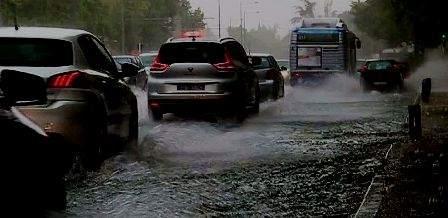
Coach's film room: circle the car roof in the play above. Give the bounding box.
[248,53,272,57]
[0,27,91,40]
[140,52,158,56]
[366,59,395,63]
[113,55,137,59]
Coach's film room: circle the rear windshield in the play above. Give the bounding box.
[367,61,393,70]
[0,38,73,67]
[140,54,156,66]
[114,57,134,65]
[159,42,225,64]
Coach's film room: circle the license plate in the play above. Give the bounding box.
[177,84,205,91]
[374,82,388,85]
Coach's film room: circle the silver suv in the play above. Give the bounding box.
[0,27,139,169]
[148,37,260,121]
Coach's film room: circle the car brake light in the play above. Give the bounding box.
[48,71,82,88]
[214,51,236,72]
[150,55,169,72]
[359,65,368,73]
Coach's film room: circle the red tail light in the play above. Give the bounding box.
[48,71,82,88]
[150,55,169,72]
[214,51,236,72]
[359,65,368,73]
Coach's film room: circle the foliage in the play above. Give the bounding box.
[0,0,205,54]
[291,0,316,23]
[351,0,448,50]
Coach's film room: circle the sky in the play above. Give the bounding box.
[190,0,353,37]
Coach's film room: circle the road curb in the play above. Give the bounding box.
[354,144,394,217]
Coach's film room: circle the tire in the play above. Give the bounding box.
[151,109,163,121]
[127,104,139,150]
[236,78,259,122]
[360,78,371,92]
[279,77,285,98]
[81,124,105,170]
[272,75,284,100]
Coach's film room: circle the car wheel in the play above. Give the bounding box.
[151,109,163,121]
[279,76,285,98]
[360,78,371,92]
[81,124,105,170]
[127,104,139,150]
[249,84,261,114]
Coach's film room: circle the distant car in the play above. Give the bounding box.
[248,53,285,100]
[358,59,405,91]
[148,37,260,121]
[0,27,139,169]
[139,52,158,67]
[113,55,148,90]
[0,70,72,213]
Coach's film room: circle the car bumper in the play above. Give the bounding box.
[148,76,240,113]
[18,89,103,149]
[148,92,235,113]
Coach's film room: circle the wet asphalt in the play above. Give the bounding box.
[66,75,411,217]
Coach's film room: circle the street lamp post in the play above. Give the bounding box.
[240,0,260,47]
[218,0,221,38]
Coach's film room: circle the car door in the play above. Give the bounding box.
[78,35,133,138]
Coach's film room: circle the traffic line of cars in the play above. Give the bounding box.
[0,27,288,212]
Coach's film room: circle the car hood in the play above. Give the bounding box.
[0,66,77,80]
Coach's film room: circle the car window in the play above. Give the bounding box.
[222,41,248,65]
[367,61,393,70]
[0,38,73,67]
[158,42,225,64]
[252,57,271,70]
[269,56,280,70]
[78,36,117,74]
[140,54,156,66]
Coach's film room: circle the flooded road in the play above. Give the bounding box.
[67,76,411,216]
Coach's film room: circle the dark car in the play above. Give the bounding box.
[113,55,148,90]
[358,59,405,91]
[0,70,72,214]
[249,53,285,100]
[0,27,139,169]
[148,37,260,121]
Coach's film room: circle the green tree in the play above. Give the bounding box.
[291,0,316,23]
[0,0,206,54]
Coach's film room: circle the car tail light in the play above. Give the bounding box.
[359,65,368,73]
[150,55,169,72]
[393,64,401,69]
[48,71,83,88]
[214,51,236,72]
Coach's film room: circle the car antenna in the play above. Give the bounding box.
[13,3,19,31]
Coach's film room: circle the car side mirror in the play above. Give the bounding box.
[356,40,362,49]
[250,57,262,67]
[121,63,140,78]
[280,66,288,71]
[0,70,47,106]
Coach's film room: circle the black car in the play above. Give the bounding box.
[359,59,405,91]
[148,37,260,121]
[0,70,72,214]
[248,53,285,100]
[113,55,148,90]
